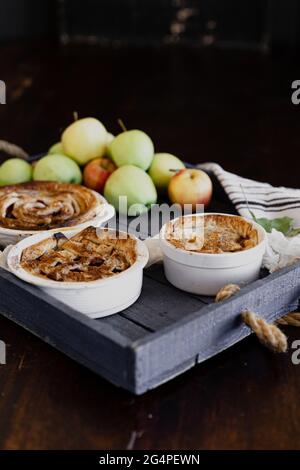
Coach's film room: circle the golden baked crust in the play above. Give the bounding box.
[0,181,103,231]
[20,226,137,282]
[166,214,258,253]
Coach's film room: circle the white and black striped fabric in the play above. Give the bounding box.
[201,163,300,226]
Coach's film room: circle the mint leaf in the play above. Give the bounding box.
[240,184,298,236]
[254,216,293,234]
[287,227,300,237]
[269,217,294,234]
[254,217,273,233]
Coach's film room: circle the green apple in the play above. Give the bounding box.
[48,142,64,155]
[62,117,108,165]
[109,130,154,170]
[105,132,114,158]
[104,165,157,215]
[148,153,185,191]
[106,132,114,146]
[0,158,32,186]
[33,154,82,184]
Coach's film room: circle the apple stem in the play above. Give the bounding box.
[73,111,78,121]
[117,118,127,132]
[169,169,181,173]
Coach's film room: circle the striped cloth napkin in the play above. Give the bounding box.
[200,163,300,272]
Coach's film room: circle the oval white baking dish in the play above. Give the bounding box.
[7,227,149,318]
[159,213,266,296]
[0,192,115,247]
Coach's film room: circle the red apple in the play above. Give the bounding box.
[83,157,116,193]
[168,169,213,209]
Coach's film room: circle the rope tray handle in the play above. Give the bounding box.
[215,284,300,353]
[0,140,29,160]
[241,310,288,353]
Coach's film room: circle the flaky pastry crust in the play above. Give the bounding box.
[20,227,137,282]
[166,214,258,253]
[0,181,104,230]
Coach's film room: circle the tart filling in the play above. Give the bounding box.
[20,226,137,282]
[166,215,258,253]
[0,181,104,231]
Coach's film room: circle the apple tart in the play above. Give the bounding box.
[0,182,104,231]
[20,226,137,282]
[166,214,258,253]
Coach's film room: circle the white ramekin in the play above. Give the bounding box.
[0,193,115,247]
[159,213,266,296]
[7,227,149,318]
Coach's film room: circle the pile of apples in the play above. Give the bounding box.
[0,117,213,215]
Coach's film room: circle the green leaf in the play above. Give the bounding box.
[254,216,294,235]
[254,217,273,232]
[241,184,299,237]
[287,227,300,237]
[269,217,294,234]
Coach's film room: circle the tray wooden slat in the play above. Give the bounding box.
[0,268,139,390]
[0,166,299,394]
[119,276,206,331]
[131,261,300,393]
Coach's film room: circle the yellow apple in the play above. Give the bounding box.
[104,165,157,215]
[33,154,82,184]
[105,132,115,158]
[0,158,32,186]
[48,142,64,155]
[168,169,212,209]
[106,132,114,146]
[62,117,108,165]
[148,153,185,191]
[109,130,154,170]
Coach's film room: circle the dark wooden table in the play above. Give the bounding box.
[0,40,300,450]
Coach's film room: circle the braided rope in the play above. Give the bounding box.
[215,283,300,353]
[276,312,300,327]
[241,310,288,353]
[215,284,240,302]
[0,140,28,160]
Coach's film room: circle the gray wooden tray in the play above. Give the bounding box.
[0,172,299,394]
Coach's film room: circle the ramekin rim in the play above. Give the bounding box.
[0,192,114,235]
[7,227,149,290]
[159,212,266,259]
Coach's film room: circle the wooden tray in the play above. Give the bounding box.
[0,171,299,394]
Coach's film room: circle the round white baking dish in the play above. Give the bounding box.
[0,192,115,247]
[159,213,266,296]
[7,227,149,318]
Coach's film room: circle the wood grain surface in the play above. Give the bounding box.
[0,41,300,449]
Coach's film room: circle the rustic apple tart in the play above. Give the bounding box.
[0,181,104,231]
[166,214,258,253]
[20,226,137,282]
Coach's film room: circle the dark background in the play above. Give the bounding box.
[1,0,300,451]
[0,0,300,49]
